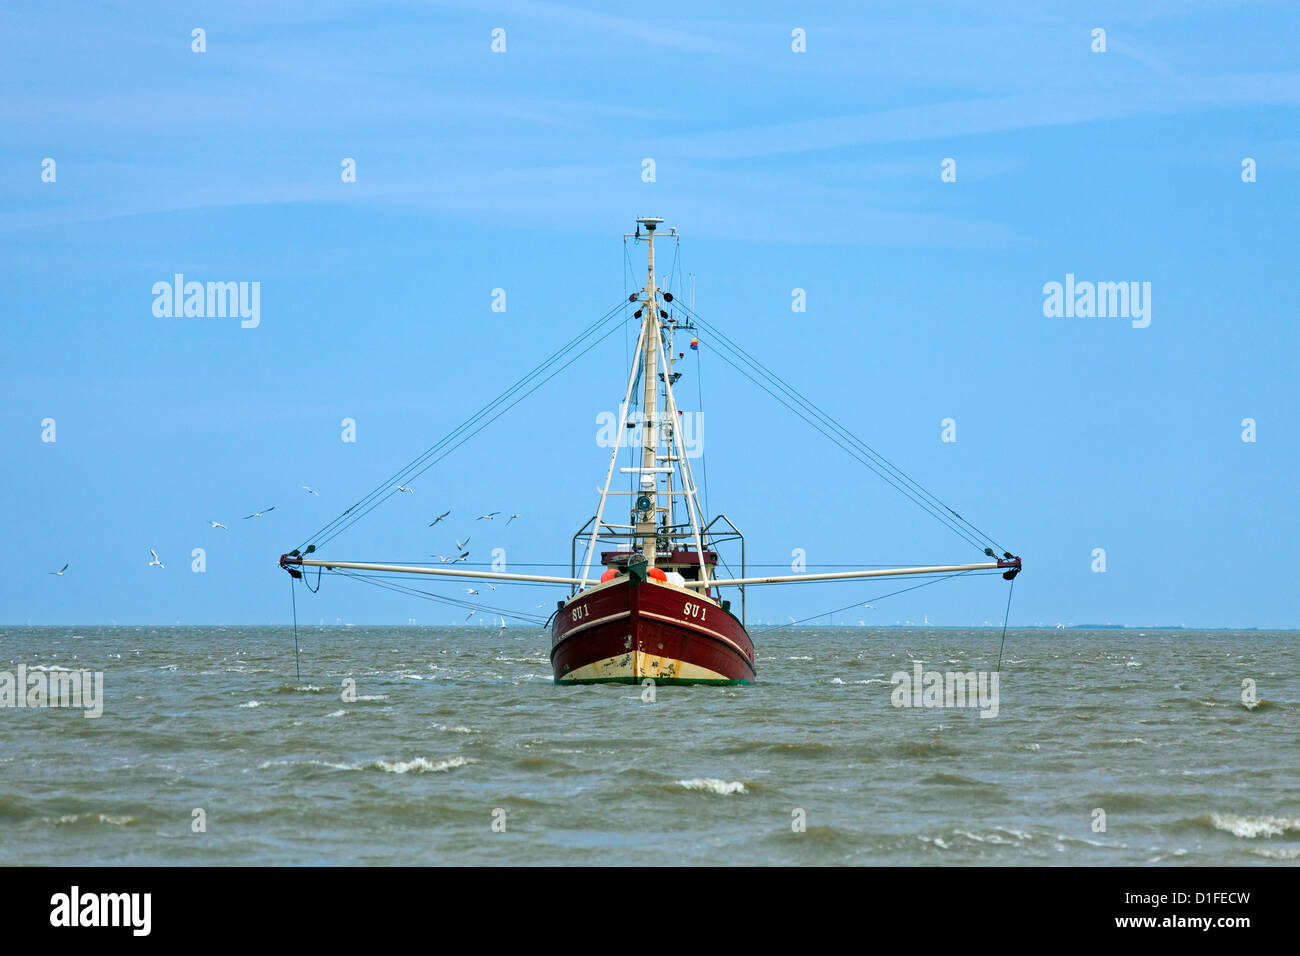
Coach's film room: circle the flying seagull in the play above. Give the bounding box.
[208,521,228,531]
[49,563,68,576]
[476,512,500,520]
[148,549,164,569]
[396,485,414,494]
[428,510,451,527]
[302,486,319,496]
[455,537,470,550]
[466,588,479,595]
[507,513,520,525]
[242,507,276,519]
[464,610,475,621]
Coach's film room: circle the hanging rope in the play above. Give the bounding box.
[996,576,1016,672]
[289,576,301,681]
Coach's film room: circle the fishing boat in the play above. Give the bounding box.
[279,216,1021,685]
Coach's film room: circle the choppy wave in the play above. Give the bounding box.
[1250,845,1300,859]
[369,756,473,774]
[677,778,747,795]
[52,813,138,826]
[258,758,356,772]
[257,755,474,774]
[1205,813,1300,839]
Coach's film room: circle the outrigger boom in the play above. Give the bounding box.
[279,554,1020,588]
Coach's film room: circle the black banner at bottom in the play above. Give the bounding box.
[0,865,1287,942]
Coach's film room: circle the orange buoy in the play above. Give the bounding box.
[600,568,617,582]
[647,567,667,581]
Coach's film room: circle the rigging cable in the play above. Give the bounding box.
[759,572,998,632]
[298,295,633,551]
[330,569,549,624]
[760,569,998,630]
[695,320,710,521]
[623,239,634,380]
[687,305,999,552]
[300,298,635,551]
[694,335,987,553]
[676,300,1007,556]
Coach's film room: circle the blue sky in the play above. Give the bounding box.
[2,1,1297,627]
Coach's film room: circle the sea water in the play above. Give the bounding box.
[0,626,1295,865]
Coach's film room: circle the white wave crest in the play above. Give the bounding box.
[1209,813,1300,839]
[257,758,355,771]
[370,756,473,774]
[1251,845,1300,860]
[54,813,135,826]
[677,778,747,795]
[435,724,473,734]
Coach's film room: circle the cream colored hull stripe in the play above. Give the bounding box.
[557,610,631,640]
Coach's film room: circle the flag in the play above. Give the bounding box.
[690,337,699,350]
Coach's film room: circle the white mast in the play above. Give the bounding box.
[635,217,662,567]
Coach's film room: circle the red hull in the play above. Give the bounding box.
[551,577,755,684]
